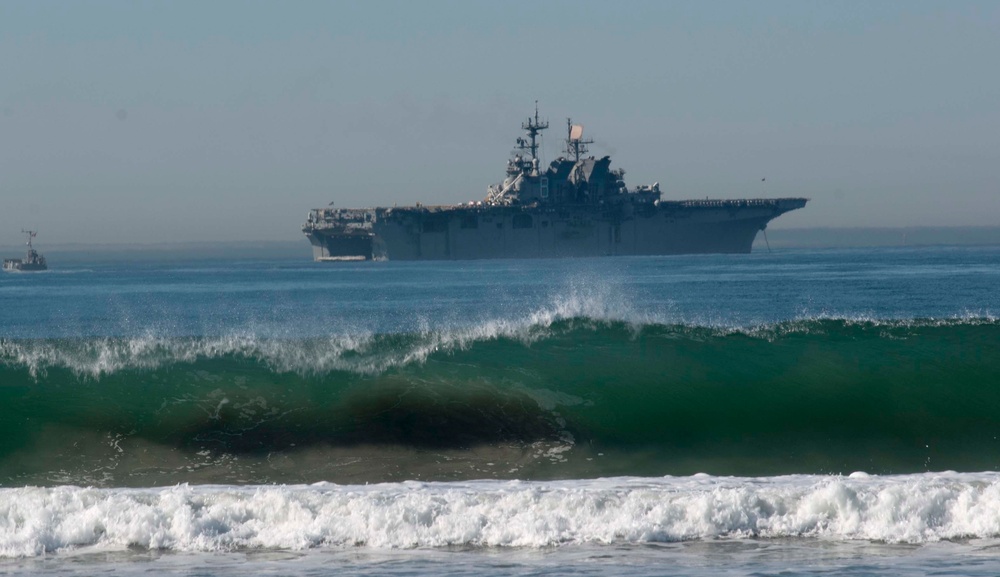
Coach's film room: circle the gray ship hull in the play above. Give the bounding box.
[2,259,47,271]
[305,198,806,261]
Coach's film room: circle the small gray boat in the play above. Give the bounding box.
[3,230,48,272]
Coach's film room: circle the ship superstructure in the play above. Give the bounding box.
[3,230,48,272]
[303,107,807,261]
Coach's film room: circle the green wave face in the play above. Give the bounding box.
[2,318,999,486]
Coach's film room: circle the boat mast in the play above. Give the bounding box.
[515,101,548,161]
[22,229,36,250]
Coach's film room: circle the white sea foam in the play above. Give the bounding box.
[2,473,1000,557]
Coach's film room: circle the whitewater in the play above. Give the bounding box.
[2,246,1000,576]
[4,473,1000,556]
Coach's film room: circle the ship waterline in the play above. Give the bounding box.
[303,108,807,261]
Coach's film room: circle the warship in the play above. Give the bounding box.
[303,107,807,261]
[3,230,47,272]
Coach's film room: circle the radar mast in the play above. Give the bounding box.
[564,118,593,162]
[515,101,548,161]
[22,229,37,249]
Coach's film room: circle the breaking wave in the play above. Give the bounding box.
[2,315,999,485]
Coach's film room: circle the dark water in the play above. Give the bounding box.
[1,247,1000,574]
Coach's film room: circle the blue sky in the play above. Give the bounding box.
[1,1,998,244]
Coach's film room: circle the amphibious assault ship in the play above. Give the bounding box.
[2,230,47,272]
[303,108,807,261]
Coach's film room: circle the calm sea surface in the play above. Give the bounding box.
[1,246,999,575]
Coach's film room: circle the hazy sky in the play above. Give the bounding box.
[2,1,998,245]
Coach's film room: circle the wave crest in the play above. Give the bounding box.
[2,312,998,379]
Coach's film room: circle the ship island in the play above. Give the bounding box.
[303,107,807,261]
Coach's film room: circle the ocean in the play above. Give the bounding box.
[1,246,999,576]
